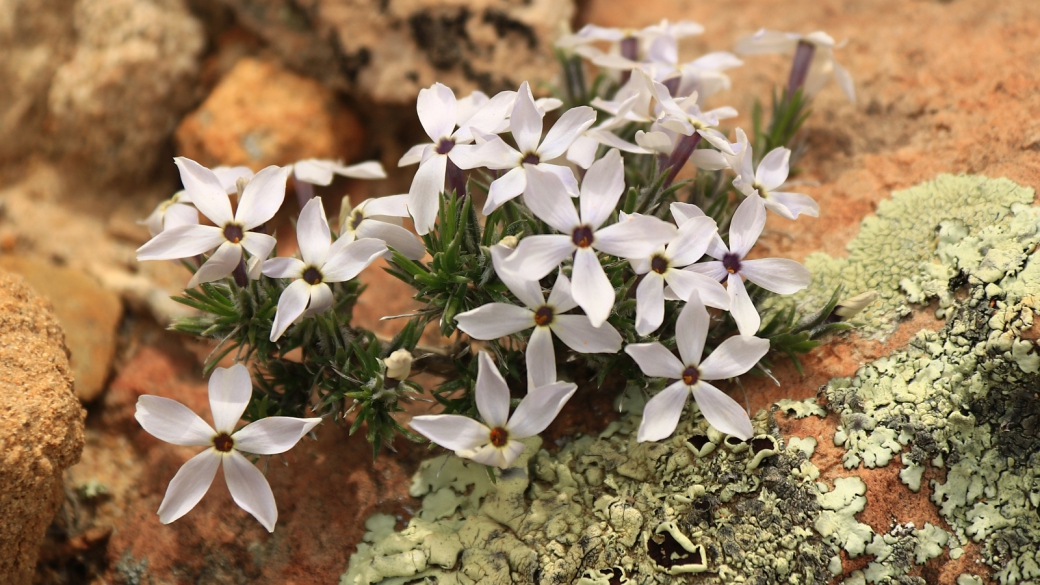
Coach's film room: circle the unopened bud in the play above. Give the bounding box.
[834,290,877,320]
[235,176,250,198]
[385,349,414,380]
[498,235,519,249]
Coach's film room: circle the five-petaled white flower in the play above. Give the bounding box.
[686,194,811,336]
[141,166,256,236]
[501,150,676,327]
[455,245,622,388]
[628,212,730,335]
[409,352,577,469]
[725,128,819,220]
[134,363,321,531]
[625,292,769,442]
[399,83,513,235]
[467,82,596,214]
[735,29,855,102]
[338,194,425,260]
[262,197,387,341]
[137,158,288,288]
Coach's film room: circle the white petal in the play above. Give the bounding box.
[538,106,597,161]
[546,273,577,312]
[455,303,534,339]
[292,159,335,186]
[135,395,215,446]
[453,135,521,170]
[322,238,387,282]
[174,157,234,225]
[766,191,820,219]
[571,248,614,327]
[462,441,525,469]
[593,214,677,259]
[699,334,770,381]
[664,270,730,310]
[483,166,528,215]
[399,143,431,167]
[296,197,331,267]
[510,82,543,155]
[635,273,666,336]
[270,279,311,341]
[303,283,334,317]
[361,194,411,218]
[491,244,544,310]
[728,194,767,258]
[669,203,729,259]
[523,167,580,233]
[408,155,448,235]
[636,381,690,442]
[833,60,856,103]
[163,203,200,231]
[667,215,717,266]
[355,220,425,260]
[475,351,510,428]
[410,414,491,452]
[566,135,599,169]
[756,148,791,192]
[501,235,573,280]
[232,416,322,455]
[683,260,728,282]
[674,292,710,366]
[624,342,685,379]
[635,130,675,155]
[727,274,760,336]
[689,149,730,170]
[740,258,811,294]
[417,83,458,141]
[236,166,289,230]
[223,450,278,532]
[526,326,557,389]
[506,381,578,438]
[213,166,255,194]
[551,314,623,353]
[240,232,277,261]
[334,160,387,179]
[579,149,625,229]
[537,163,581,198]
[587,127,650,154]
[187,241,242,288]
[137,224,224,261]
[692,381,753,439]
[157,449,221,525]
[208,363,253,433]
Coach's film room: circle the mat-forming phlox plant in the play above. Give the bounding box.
[135,21,860,531]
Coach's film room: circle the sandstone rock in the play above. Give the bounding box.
[215,0,574,104]
[0,270,85,584]
[0,256,122,403]
[175,57,366,168]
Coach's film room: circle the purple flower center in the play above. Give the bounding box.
[571,225,594,248]
[223,223,244,244]
[213,433,234,452]
[521,152,540,166]
[682,365,700,386]
[534,305,555,326]
[722,253,742,274]
[349,211,365,230]
[489,427,509,447]
[651,254,670,274]
[303,267,323,285]
[436,138,455,155]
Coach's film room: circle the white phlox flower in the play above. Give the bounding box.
[465,82,595,214]
[338,194,425,260]
[501,149,676,327]
[655,87,738,154]
[589,72,657,124]
[735,29,855,103]
[567,94,650,169]
[625,292,769,442]
[291,158,387,186]
[399,84,515,235]
[141,190,198,237]
[685,194,811,336]
[262,197,387,341]
[409,352,577,469]
[724,128,819,220]
[134,363,321,531]
[561,20,703,74]
[674,51,744,102]
[455,245,622,388]
[384,349,414,380]
[137,158,288,288]
[629,212,730,336]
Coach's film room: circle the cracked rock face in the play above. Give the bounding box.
[215,0,574,104]
[0,269,85,584]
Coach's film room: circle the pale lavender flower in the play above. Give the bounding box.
[736,30,855,102]
[725,128,819,220]
[338,194,425,260]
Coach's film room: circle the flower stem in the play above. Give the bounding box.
[231,257,248,287]
[786,41,816,96]
[293,176,314,210]
[663,132,702,187]
[446,158,466,200]
[619,36,638,85]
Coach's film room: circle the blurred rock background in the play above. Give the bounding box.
[0,0,1038,583]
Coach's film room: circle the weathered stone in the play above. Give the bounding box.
[175,57,366,168]
[215,0,574,104]
[0,256,123,402]
[0,270,85,584]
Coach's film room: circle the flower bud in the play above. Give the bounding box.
[498,235,519,249]
[834,290,877,320]
[385,349,413,380]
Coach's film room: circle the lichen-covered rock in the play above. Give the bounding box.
[214,0,573,104]
[174,57,366,168]
[0,269,85,584]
